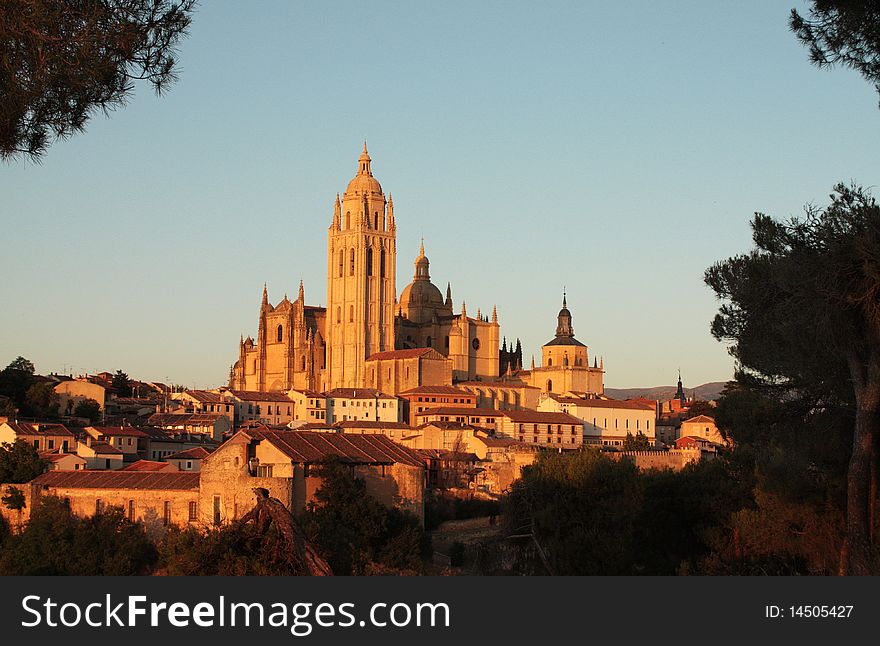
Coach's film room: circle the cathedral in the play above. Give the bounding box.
[230,145,504,393]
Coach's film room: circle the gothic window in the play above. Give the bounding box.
[338,250,344,277]
[277,325,283,342]
[547,357,552,366]
[367,247,373,276]
[374,213,379,229]
[349,248,355,275]
[336,307,341,324]
[563,354,569,366]
[380,249,386,277]
[426,336,432,347]
[349,305,354,322]
[547,379,553,392]
[345,212,351,230]
[301,356,306,371]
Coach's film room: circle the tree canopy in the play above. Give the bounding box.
[0,0,196,162]
[0,440,47,484]
[790,1,880,107]
[705,183,880,573]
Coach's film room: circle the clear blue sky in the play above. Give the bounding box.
[2,1,878,389]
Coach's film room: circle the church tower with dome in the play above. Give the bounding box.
[231,145,507,393]
[325,143,396,388]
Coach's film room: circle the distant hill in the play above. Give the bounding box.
[605,381,728,402]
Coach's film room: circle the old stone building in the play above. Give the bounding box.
[230,145,502,394]
[5,430,427,529]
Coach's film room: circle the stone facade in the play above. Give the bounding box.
[231,146,501,395]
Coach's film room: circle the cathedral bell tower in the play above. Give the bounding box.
[326,144,397,388]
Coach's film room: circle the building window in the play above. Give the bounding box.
[374,213,379,229]
[163,501,171,526]
[277,324,283,342]
[128,500,135,520]
[188,501,197,522]
[33,439,39,449]
[47,439,54,450]
[213,496,222,525]
[367,247,373,276]
[95,499,104,514]
[444,335,449,348]
[547,358,552,366]
[336,306,341,323]
[302,355,306,371]
[472,338,480,350]
[380,249,386,277]
[547,380,553,392]
[426,336,432,347]
[338,249,344,277]
[349,248,355,275]
[257,465,273,477]
[345,212,351,229]
[349,305,354,323]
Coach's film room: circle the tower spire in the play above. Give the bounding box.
[298,279,304,303]
[445,282,452,308]
[332,193,341,229]
[261,283,269,309]
[492,304,498,324]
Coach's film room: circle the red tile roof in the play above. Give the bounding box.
[39,451,85,463]
[121,460,179,472]
[457,381,540,390]
[166,446,213,460]
[88,426,150,437]
[365,348,434,361]
[147,412,225,427]
[251,431,424,468]
[552,397,656,411]
[32,470,199,490]
[2,422,75,437]
[683,415,716,424]
[87,442,124,455]
[183,389,224,403]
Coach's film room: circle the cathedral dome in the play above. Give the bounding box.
[345,143,383,195]
[398,241,450,323]
[400,280,445,308]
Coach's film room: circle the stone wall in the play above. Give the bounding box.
[610,448,703,471]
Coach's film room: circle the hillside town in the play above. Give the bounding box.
[0,148,729,559]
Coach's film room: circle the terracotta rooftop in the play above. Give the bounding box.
[250,430,424,468]
[39,451,85,463]
[183,389,224,403]
[323,388,397,400]
[88,426,150,437]
[86,442,123,455]
[365,348,436,361]
[457,381,540,390]
[32,470,199,490]
[166,446,213,460]
[683,415,716,424]
[2,422,75,437]
[121,460,178,472]
[551,396,656,411]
